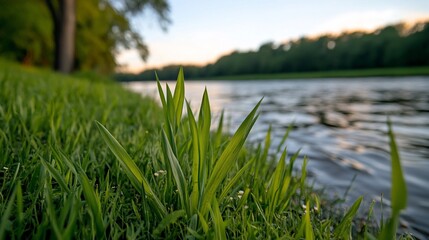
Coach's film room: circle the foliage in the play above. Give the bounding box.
[0,0,170,73]
[0,0,53,66]
[119,21,429,81]
[0,62,411,238]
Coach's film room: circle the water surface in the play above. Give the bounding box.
[126,77,429,238]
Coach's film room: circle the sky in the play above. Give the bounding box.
[116,0,429,73]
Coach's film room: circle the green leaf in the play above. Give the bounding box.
[44,184,62,239]
[214,110,224,149]
[305,201,314,240]
[334,196,363,239]
[187,101,201,213]
[40,158,71,194]
[388,120,407,212]
[198,88,211,151]
[200,99,262,215]
[218,157,254,201]
[0,184,17,239]
[95,121,166,217]
[51,146,105,238]
[153,210,186,236]
[276,122,293,153]
[379,120,408,240]
[156,78,169,120]
[161,129,189,215]
[210,198,226,240]
[173,67,185,125]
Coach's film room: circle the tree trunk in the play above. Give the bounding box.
[46,0,76,73]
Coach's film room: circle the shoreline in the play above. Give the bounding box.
[196,66,429,80]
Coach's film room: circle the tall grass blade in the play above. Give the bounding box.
[187,102,201,213]
[16,181,24,238]
[156,78,168,118]
[198,88,211,156]
[153,210,186,236]
[334,196,363,239]
[161,129,189,214]
[76,169,104,238]
[51,146,105,238]
[210,198,226,240]
[200,99,262,215]
[379,120,408,239]
[0,184,17,239]
[276,122,293,153]
[40,158,71,194]
[173,67,185,125]
[44,184,62,239]
[166,85,176,129]
[214,110,224,149]
[388,120,407,212]
[219,158,254,201]
[305,201,315,240]
[95,121,166,216]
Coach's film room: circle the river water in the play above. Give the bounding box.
[125,77,429,238]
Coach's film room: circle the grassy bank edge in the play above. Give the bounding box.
[194,66,429,81]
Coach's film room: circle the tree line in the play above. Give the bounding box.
[0,0,169,74]
[116,21,429,81]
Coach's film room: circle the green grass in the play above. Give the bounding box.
[202,66,429,80]
[0,60,411,239]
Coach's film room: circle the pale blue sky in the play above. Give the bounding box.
[117,0,429,72]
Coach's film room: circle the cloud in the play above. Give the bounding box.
[315,9,428,35]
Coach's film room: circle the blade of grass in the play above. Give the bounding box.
[51,146,105,238]
[44,184,62,239]
[379,120,408,239]
[218,157,254,201]
[153,209,186,236]
[173,67,185,126]
[334,196,363,239]
[305,201,315,240]
[187,101,201,213]
[161,129,190,215]
[40,158,71,194]
[276,122,293,153]
[210,198,226,240]
[214,110,224,149]
[95,121,167,217]
[200,99,262,215]
[0,183,17,239]
[388,119,407,212]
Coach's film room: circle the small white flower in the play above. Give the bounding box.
[238,190,244,195]
[154,172,160,177]
[301,204,306,209]
[238,195,242,199]
[158,170,167,174]
[229,197,234,201]
[3,167,8,170]
[314,206,319,212]
[244,205,249,209]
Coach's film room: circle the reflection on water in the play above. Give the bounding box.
[126,77,429,238]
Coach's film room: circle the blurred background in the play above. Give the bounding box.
[1,0,429,238]
[1,0,428,76]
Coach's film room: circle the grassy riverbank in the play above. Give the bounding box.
[203,66,429,80]
[0,61,409,238]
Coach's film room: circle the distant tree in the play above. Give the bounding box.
[0,0,53,66]
[43,0,170,73]
[45,0,76,73]
[0,0,170,73]
[118,21,428,82]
